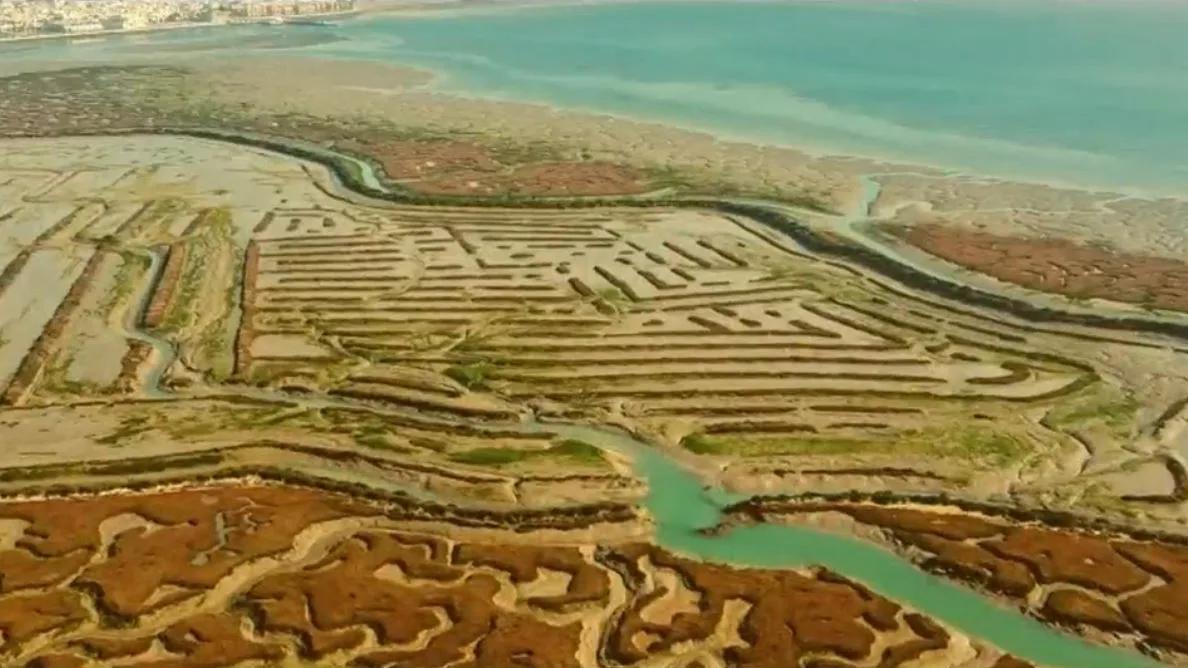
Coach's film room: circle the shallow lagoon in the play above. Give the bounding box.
[318,0,1188,195]
[8,1,1187,194]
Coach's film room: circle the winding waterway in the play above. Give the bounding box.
[122,246,177,399]
[539,424,1163,668]
[115,142,1168,668]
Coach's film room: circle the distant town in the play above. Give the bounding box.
[0,0,357,40]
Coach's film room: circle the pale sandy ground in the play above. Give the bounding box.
[3,133,1186,528]
[2,21,1185,260]
[178,56,1187,259]
[188,57,872,209]
[0,248,92,389]
[0,482,1012,668]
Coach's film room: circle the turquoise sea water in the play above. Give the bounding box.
[306,0,1188,195]
[6,1,1187,194]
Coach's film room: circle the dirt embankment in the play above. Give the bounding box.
[703,201,1188,343]
[112,340,153,394]
[231,240,259,379]
[142,243,186,329]
[717,499,1188,662]
[0,483,1030,668]
[886,223,1188,314]
[1,252,106,406]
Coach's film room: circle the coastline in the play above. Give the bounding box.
[2,14,1187,304]
[1,44,1184,267]
[0,8,361,45]
[6,3,1187,203]
[0,106,1183,665]
[337,2,1188,201]
[355,0,814,19]
[176,55,1187,261]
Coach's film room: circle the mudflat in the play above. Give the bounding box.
[0,45,1185,668]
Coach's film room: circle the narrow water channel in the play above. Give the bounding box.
[533,425,1164,668]
[122,246,178,400]
[118,140,1167,668]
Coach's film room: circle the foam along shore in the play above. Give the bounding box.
[178,55,1188,262]
[2,46,1184,262]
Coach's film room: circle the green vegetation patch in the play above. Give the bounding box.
[449,438,605,468]
[192,209,239,381]
[444,361,496,391]
[682,425,1029,464]
[160,207,235,335]
[100,251,151,317]
[94,415,153,446]
[1047,390,1139,436]
[351,424,414,454]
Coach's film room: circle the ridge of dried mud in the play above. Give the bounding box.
[0,483,1034,668]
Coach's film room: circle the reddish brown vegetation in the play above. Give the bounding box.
[0,591,87,645]
[0,484,1034,667]
[986,527,1149,594]
[1041,589,1129,632]
[504,161,649,197]
[1111,541,1188,652]
[606,544,947,668]
[414,161,649,197]
[762,502,1188,658]
[346,138,650,197]
[251,532,588,667]
[113,340,153,394]
[451,542,609,612]
[889,223,1188,313]
[992,658,1035,668]
[896,531,1036,597]
[2,486,373,619]
[27,654,88,668]
[360,139,501,178]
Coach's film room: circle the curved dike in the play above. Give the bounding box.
[111,133,1168,668]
